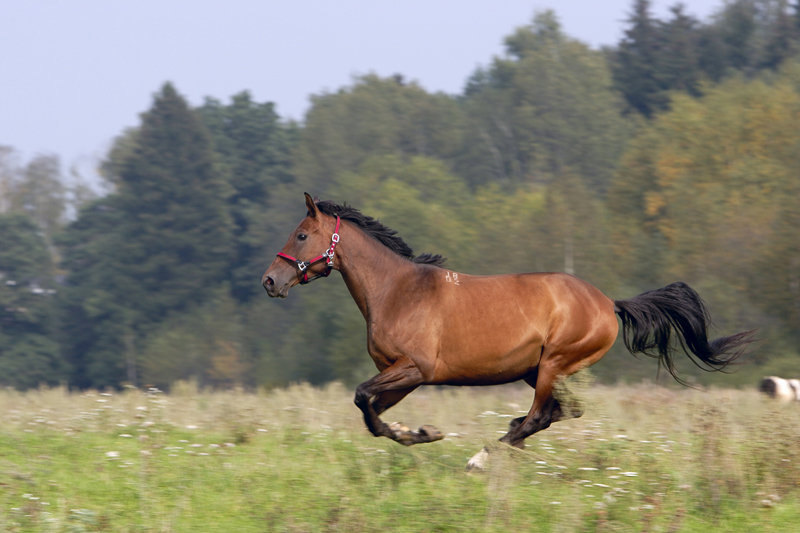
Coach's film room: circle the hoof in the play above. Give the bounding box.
[466,446,489,471]
[418,425,444,442]
[389,423,444,445]
[389,422,415,445]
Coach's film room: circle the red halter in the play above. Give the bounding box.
[276,216,341,284]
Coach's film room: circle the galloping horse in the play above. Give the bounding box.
[262,194,753,455]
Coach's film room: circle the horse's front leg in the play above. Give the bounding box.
[372,386,419,415]
[354,357,442,446]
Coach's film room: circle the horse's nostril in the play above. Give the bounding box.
[264,276,274,288]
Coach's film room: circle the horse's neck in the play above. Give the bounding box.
[336,225,417,319]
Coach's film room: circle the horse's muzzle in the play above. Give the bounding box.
[262,274,290,298]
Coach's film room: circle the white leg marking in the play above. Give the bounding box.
[465,446,489,471]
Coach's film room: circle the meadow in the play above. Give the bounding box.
[1,379,800,532]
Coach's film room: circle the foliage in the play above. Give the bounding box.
[139,289,247,390]
[612,0,800,116]
[56,84,233,389]
[0,149,70,249]
[114,83,233,318]
[460,11,630,193]
[608,73,800,355]
[294,74,465,194]
[613,0,671,117]
[56,196,130,388]
[0,213,64,388]
[197,91,296,302]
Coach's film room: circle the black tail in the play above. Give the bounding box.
[614,282,755,385]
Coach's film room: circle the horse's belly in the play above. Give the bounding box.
[429,286,548,384]
[432,337,544,385]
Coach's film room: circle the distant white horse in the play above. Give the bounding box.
[760,376,800,401]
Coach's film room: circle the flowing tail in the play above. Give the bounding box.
[614,282,755,384]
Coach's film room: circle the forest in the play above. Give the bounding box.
[1,0,799,391]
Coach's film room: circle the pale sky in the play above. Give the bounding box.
[1,1,722,180]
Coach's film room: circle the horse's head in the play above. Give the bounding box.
[262,193,340,298]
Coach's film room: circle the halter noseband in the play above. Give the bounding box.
[276,216,341,284]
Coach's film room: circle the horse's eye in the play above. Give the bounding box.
[297,233,307,241]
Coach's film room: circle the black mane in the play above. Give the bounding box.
[315,200,446,267]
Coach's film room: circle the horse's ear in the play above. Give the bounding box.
[304,192,318,218]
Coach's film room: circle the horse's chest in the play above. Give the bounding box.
[366,327,403,366]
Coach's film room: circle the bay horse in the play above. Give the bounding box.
[262,194,753,458]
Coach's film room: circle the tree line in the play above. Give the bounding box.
[2,0,799,390]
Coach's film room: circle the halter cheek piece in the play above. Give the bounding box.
[276,216,341,284]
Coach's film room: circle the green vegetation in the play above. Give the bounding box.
[1,383,800,531]
[2,1,800,391]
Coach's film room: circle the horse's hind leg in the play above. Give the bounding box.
[467,383,561,471]
[466,370,584,470]
[468,371,560,469]
[504,396,581,444]
[499,365,573,449]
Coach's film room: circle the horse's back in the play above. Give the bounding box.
[490,272,618,352]
[440,270,615,320]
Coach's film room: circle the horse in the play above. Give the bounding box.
[262,193,754,462]
[759,376,800,401]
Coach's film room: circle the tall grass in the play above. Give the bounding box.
[1,381,799,531]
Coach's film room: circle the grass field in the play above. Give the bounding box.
[2,380,800,532]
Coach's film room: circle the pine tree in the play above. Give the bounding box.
[760,0,797,70]
[57,197,128,388]
[659,4,702,96]
[198,91,294,302]
[613,0,667,117]
[58,83,233,388]
[116,83,233,319]
[718,0,758,72]
[0,213,64,388]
